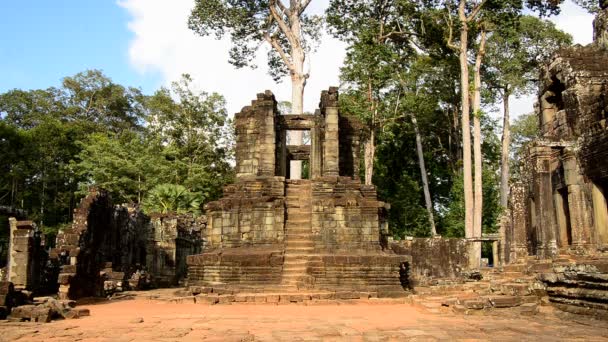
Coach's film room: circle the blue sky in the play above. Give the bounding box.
[0,0,595,116]
[0,1,161,94]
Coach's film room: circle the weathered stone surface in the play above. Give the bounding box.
[187,88,407,294]
[48,188,204,299]
[504,10,608,263]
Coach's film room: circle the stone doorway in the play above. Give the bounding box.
[285,129,311,180]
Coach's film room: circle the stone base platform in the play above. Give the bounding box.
[186,248,410,297]
[166,289,410,305]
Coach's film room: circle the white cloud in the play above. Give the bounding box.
[118,0,345,115]
[119,0,594,120]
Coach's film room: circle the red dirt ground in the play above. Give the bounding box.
[2,298,608,341]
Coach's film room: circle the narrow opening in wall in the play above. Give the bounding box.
[546,75,566,111]
[555,187,573,246]
[301,159,310,180]
[529,197,538,255]
[481,241,494,267]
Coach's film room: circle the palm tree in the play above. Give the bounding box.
[144,184,202,214]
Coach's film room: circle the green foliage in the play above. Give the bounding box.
[509,112,539,180]
[484,15,572,99]
[143,184,203,215]
[573,0,601,13]
[72,132,172,204]
[0,70,234,230]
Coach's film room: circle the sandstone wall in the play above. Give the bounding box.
[187,247,284,287]
[204,177,286,249]
[311,177,385,252]
[390,238,470,285]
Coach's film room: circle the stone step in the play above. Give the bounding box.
[286,232,312,238]
[285,248,314,253]
[285,241,314,248]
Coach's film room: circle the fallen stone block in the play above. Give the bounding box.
[463,299,486,310]
[519,303,539,316]
[9,304,36,320]
[32,307,52,323]
[488,296,522,308]
[218,295,235,304]
[63,308,90,319]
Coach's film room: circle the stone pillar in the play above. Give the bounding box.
[509,183,528,262]
[498,212,510,265]
[562,152,594,250]
[258,92,277,177]
[321,88,339,177]
[278,129,288,178]
[8,219,35,290]
[533,147,558,258]
[492,240,499,267]
[310,118,323,179]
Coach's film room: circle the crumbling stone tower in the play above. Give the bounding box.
[504,4,608,262]
[187,88,407,295]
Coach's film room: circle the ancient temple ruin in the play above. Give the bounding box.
[504,5,608,262]
[186,88,408,296]
[50,189,206,298]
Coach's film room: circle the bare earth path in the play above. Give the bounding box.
[2,298,608,341]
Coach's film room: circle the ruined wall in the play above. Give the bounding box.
[234,91,277,178]
[7,219,45,291]
[147,214,205,286]
[50,189,150,299]
[506,15,608,262]
[390,238,470,285]
[50,188,206,298]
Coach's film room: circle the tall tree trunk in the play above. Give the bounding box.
[288,13,306,179]
[364,126,375,185]
[412,113,437,236]
[471,29,486,268]
[457,10,474,248]
[363,80,377,185]
[500,88,511,209]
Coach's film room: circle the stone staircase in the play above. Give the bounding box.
[281,180,314,289]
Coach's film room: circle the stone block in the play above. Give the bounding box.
[488,296,521,308]
[196,294,219,305]
[463,299,486,310]
[9,304,36,320]
[32,307,52,323]
[218,295,235,304]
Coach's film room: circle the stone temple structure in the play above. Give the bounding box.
[186,88,408,296]
[503,3,608,263]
